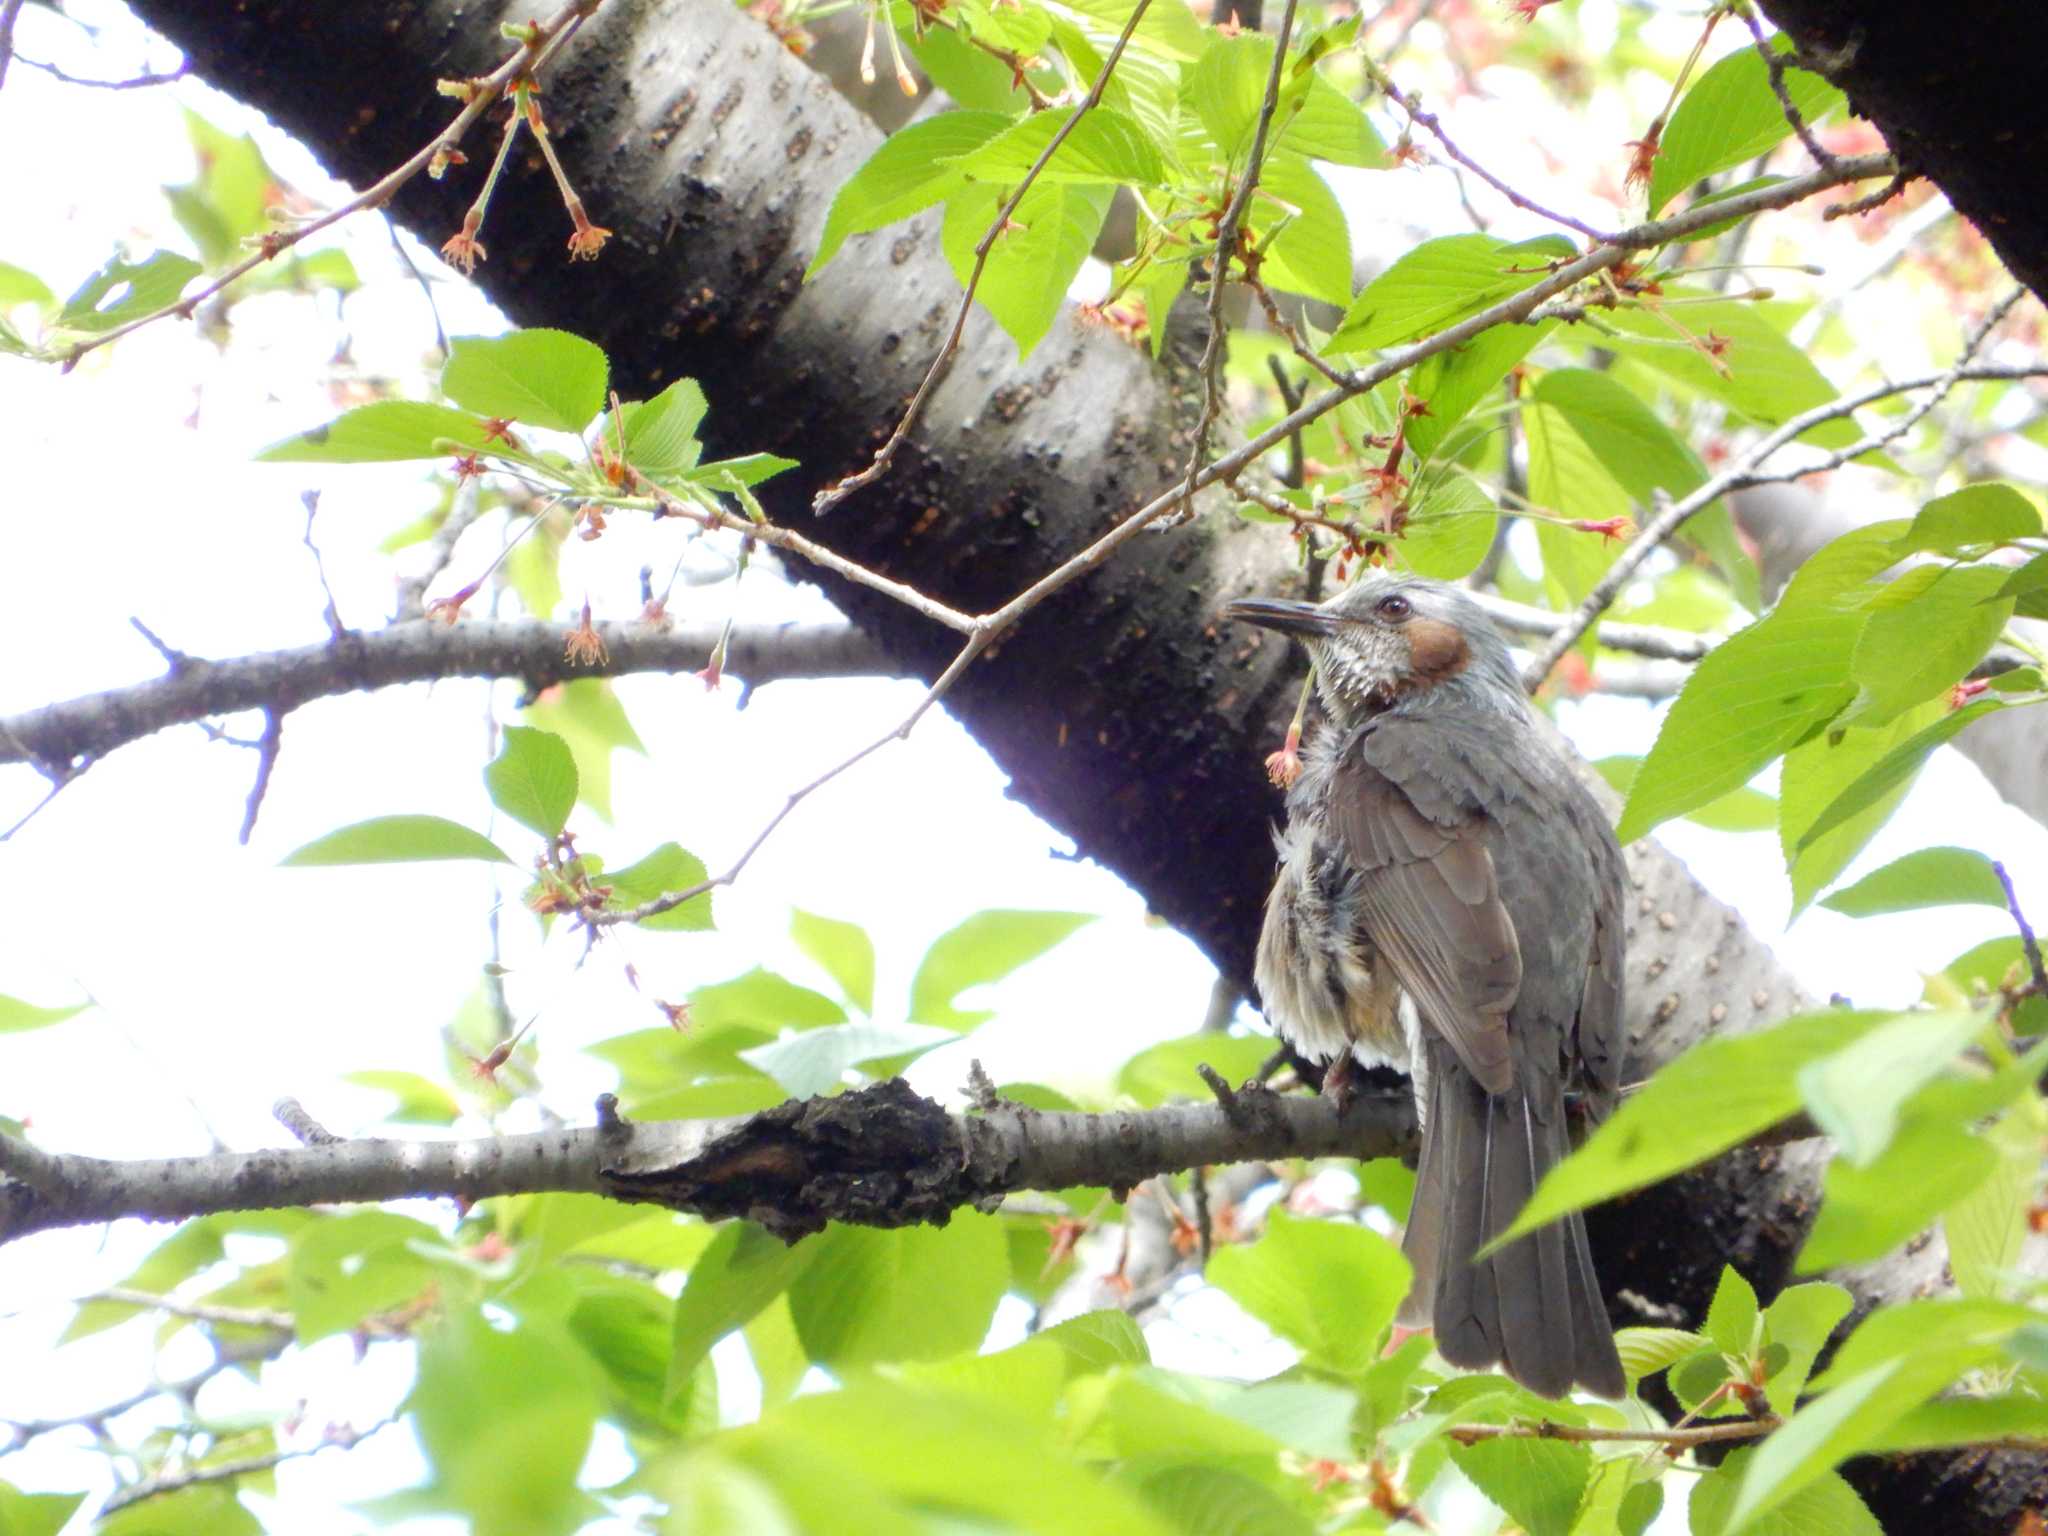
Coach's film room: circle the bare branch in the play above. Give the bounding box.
[100,1418,401,1515]
[0,619,897,774]
[1736,8,1833,173]
[1,1077,1415,1246]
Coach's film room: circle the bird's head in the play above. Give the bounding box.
[1223,572,1524,728]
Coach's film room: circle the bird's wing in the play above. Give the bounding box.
[1330,718,1522,1095]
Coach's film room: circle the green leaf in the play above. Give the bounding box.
[95,1484,260,1536]
[788,1213,1008,1367]
[1601,294,1867,451]
[1759,1282,1854,1414]
[1526,402,1630,611]
[1206,1209,1411,1374]
[1250,151,1353,308]
[739,1021,958,1097]
[1702,1265,1759,1357]
[281,814,512,866]
[909,908,1094,1029]
[604,842,714,931]
[288,1211,443,1341]
[1037,1308,1151,1372]
[1614,1325,1705,1384]
[1616,520,1911,843]
[1795,697,2006,852]
[0,993,89,1033]
[940,179,1112,358]
[1406,320,1553,462]
[1865,1393,2048,1453]
[410,1308,603,1535]
[343,1069,462,1125]
[683,451,800,490]
[691,968,846,1031]
[0,261,56,309]
[1647,34,1844,216]
[1284,70,1388,168]
[789,910,876,1014]
[1818,846,2009,917]
[1800,1128,1990,1276]
[951,106,1167,187]
[1401,467,1499,581]
[614,378,707,474]
[1795,1007,1988,1166]
[1780,699,1943,915]
[55,250,203,333]
[1943,1106,2036,1301]
[907,20,1030,113]
[1138,1465,1317,1536]
[1187,32,1287,164]
[1841,564,2013,728]
[1327,233,1575,355]
[441,329,608,433]
[669,1222,818,1394]
[1116,1032,1276,1107]
[485,725,578,838]
[521,677,644,823]
[1498,1009,1885,1243]
[1449,1436,1591,1536]
[1899,482,2042,552]
[256,400,496,462]
[809,111,1010,275]
[0,1483,85,1536]
[1692,1453,1878,1536]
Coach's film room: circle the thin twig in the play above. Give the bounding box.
[0,0,23,92]
[274,1096,342,1146]
[1368,65,1619,244]
[811,0,1157,516]
[236,708,283,845]
[1520,292,2033,688]
[1,1334,288,1455]
[1993,861,2048,998]
[16,56,190,89]
[99,1417,400,1515]
[1444,1417,1779,1450]
[1180,0,1303,519]
[87,1287,295,1333]
[301,492,347,641]
[53,0,598,368]
[1736,10,1833,171]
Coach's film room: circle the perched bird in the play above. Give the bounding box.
[1224,573,1627,1399]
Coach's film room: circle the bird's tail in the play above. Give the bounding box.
[1397,1042,1624,1399]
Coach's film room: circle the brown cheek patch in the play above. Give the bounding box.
[1406,617,1471,681]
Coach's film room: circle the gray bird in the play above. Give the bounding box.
[1225,572,1626,1399]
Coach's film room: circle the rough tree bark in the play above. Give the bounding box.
[1759,1,2048,306]
[73,1,2048,1525]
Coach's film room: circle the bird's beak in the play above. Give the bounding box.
[1222,597,1335,638]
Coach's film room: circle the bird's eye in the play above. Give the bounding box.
[1374,593,1412,620]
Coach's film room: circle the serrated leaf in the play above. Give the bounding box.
[257,400,495,462]
[1250,151,1352,308]
[1693,1452,1878,1536]
[950,106,1166,187]
[670,1222,817,1394]
[682,451,799,489]
[1327,233,1575,355]
[485,725,578,838]
[789,910,875,1014]
[344,1069,463,1126]
[1818,846,2009,917]
[1703,1265,1759,1357]
[1115,1032,1275,1106]
[1401,467,1499,580]
[1795,697,2005,852]
[1797,1120,1998,1274]
[0,260,55,309]
[1207,1209,1410,1374]
[1897,481,2042,552]
[1760,1282,1854,1414]
[1614,1325,1703,1382]
[281,814,511,866]
[808,111,1011,275]
[1648,35,1844,217]
[1795,1008,1988,1166]
[1449,1435,1591,1536]
[788,1214,1008,1367]
[1780,699,1943,916]
[909,909,1094,1029]
[442,329,608,433]
[1407,319,1552,462]
[521,678,644,823]
[941,179,1111,358]
[1498,1009,1885,1244]
[1841,564,2013,728]
[1943,1106,2035,1301]
[614,378,707,474]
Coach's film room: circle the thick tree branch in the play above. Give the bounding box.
[0,1078,1414,1245]
[0,619,895,776]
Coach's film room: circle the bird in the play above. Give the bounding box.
[1223,571,1627,1400]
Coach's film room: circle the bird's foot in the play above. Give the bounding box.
[1321,1053,1360,1115]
